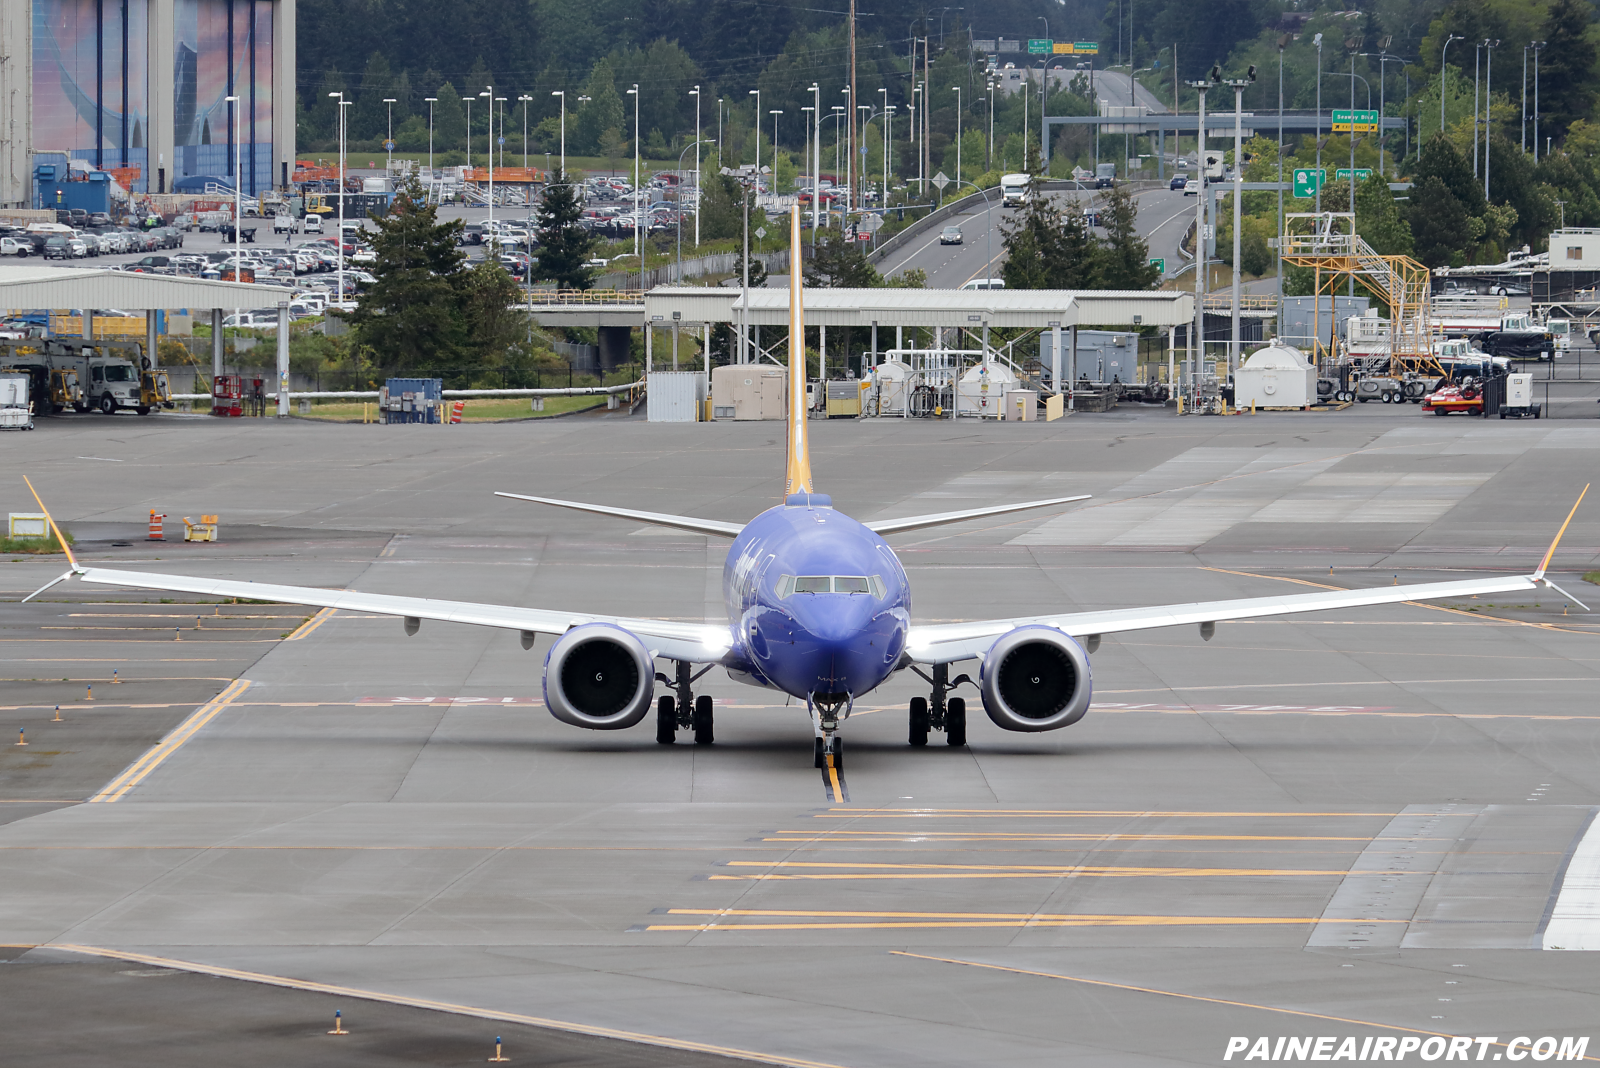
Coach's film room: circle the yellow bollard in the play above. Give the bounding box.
[53,705,62,722]
[15,728,26,746]
[112,670,119,684]
[489,1036,510,1063]
[86,684,92,701]
[328,1010,348,1035]
[1251,398,1256,414]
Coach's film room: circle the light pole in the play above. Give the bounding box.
[551,90,566,174]
[1533,42,1544,161]
[1361,52,1402,177]
[809,83,821,237]
[628,84,640,288]
[1483,40,1498,198]
[1442,34,1462,138]
[986,77,995,170]
[951,86,961,185]
[1185,78,1211,377]
[424,97,437,175]
[832,105,845,185]
[383,98,396,169]
[479,89,495,232]
[496,96,507,169]
[910,84,920,190]
[884,105,895,211]
[1226,69,1255,377]
[1472,42,1482,177]
[675,140,713,282]
[748,88,761,192]
[857,104,871,211]
[839,86,849,204]
[1314,33,1323,214]
[225,94,241,284]
[464,95,472,169]
[1522,43,1530,154]
[689,86,701,246]
[802,105,816,227]
[328,92,351,307]
[518,94,532,172]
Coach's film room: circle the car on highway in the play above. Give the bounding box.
[1170,175,1188,191]
[939,226,963,245]
[1082,208,1102,228]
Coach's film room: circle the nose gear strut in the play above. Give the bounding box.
[655,660,715,745]
[809,691,853,769]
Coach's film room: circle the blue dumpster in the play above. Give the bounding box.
[382,378,442,424]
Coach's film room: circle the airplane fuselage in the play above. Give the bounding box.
[723,494,911,704]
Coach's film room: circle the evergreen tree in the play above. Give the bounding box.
[698,171,747,241]
[805,228,881,287]
[1539,0,1599,139]
[535,169,598,291]
[351,180,468,373]
[573,60,623,155]
[1097,186,1160,290]
[999,184,1100,290]
[1355,172,1413,257]
[433,83,467,153]
[1414,135,1485,217]
[458,257,526,366]
[1409,175,1470,268]
[353,52,395,142]
[733,241,768,289]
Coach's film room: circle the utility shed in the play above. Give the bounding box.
[1234,340,1317,410]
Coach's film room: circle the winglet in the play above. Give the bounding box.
[21,475,79,572]
[783,204,813,497]
[1533,483,1588,580]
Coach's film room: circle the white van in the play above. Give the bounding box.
[303,214,324,234]
[959,278,1006,291]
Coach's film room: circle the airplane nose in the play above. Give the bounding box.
[757,600,903,695]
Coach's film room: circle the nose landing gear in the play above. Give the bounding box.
[654,660,715,745]
[908,663,971,747]
[809,692,851,769]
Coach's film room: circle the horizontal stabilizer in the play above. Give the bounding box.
[865,495,1091,536]
[495,492,744,538]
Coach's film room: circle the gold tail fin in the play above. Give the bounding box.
[22,475,79,571]
[784,204,813,497]
[1534,483,1589,579]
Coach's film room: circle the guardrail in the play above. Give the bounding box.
[169,381,644,402]
[869,178,1099,270]
[523,289,645,305]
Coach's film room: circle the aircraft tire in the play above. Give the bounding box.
[693,695,714,745]
[946,698,967,747]
[909,697,930,746]
[655,696,676,744]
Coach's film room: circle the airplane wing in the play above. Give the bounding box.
[905,572,1544,664]
[56,566,732,665]
[494,492,744,538]
[864,496,1092,536]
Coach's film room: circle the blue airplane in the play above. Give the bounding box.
[22,209,1590,775]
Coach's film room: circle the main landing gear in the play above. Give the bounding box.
[655,660,714,745]
[908,662,970,747]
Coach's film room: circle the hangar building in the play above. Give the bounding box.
[0,0,296,206]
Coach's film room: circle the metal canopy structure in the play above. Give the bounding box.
[643,287,1194,328]
[0,265,289,311]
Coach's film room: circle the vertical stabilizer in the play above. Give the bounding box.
[784,205,814,496]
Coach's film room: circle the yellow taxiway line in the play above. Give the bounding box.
[283,607,337,641]
[646,909,1405,931]
[88,679,252,803]
[47,944,854,1068]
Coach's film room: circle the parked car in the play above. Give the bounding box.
[87,212,111,227]
[1170,175,1188,190]
[43,236,72,259]
[302,214,324,234]
[939,225,963,245]
[66,238,88,258]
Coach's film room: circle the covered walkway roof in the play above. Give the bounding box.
[641,287,1194,329]
[0,265,290,311]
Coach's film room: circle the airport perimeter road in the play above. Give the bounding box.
[881,184,1195,288]
[4,408,1600,1067]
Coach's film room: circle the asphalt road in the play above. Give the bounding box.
[3,404,1599,1067]
[881,184,1196,288]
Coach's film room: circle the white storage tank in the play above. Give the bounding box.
[1234,340,1316,410]
[869,359,911,416]
[957,361,1018,418]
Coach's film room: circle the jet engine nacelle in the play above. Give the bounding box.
[542,623,655,730]
[978,625,1092,732]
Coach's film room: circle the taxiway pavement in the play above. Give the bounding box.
[3,407,1600,1066]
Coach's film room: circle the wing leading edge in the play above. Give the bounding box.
[66,566,731,665]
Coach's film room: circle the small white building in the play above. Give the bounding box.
[1234,340,1316,410]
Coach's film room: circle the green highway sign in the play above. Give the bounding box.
[1149,258,1165,273]
[1331,109,1380,133]
[1027,38,1052,54]
[1335,168,1374,181]
[1293,168,1325,198]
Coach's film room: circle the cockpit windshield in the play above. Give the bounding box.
[779,575,886,597]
